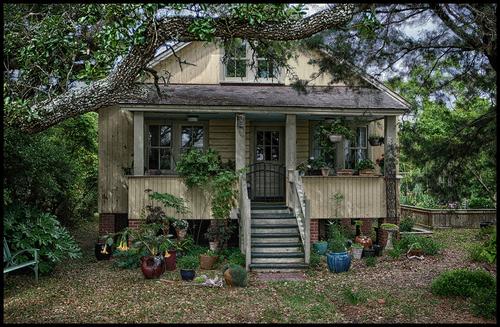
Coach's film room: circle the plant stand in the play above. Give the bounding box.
[385,231,395,250]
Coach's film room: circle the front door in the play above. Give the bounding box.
[248,128,285,201]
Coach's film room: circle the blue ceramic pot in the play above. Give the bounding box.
[180,269,196,281]
[313,241,328,255]
[326,251,351,273]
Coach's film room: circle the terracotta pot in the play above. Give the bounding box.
[140,255,164,279]
[223,268,233,287]
[359,169,375,176]
[164,250,176,271]
[199,255,218,270]
[176,228,187,240]
[354,236,373,249]
[321,168,330,176]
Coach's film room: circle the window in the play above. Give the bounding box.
[256,131,279,161]
[148,124,172,172]
[225,40,247,78]
[344,127,367,169]
[181,125,204,152]
[256,48,276,79]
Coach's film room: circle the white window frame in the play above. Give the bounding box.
[344,126,368,169]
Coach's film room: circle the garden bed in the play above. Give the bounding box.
[3,219,496,324]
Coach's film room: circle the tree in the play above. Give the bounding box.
[3,3,365,133]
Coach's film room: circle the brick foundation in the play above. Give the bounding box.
[310,219,319,243]
[98,213,128,235]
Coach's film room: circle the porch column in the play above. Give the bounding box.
[384,115,399,225]
[286,114,297,207]
[133,111,144,176]
[235,113,246,253]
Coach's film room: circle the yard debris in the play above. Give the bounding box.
[194,274,224,287]
[377,299,386,305]
[406,254,425,260]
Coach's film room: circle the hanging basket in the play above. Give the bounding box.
[328,134,343,143]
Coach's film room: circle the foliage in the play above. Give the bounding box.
[171,235,195,254]
[387,247,404,259]
[468,228,496,264]
[204,220,236,248]
[177,255,199,270]
[117,223,173,256]
[380,223,398,231]
[399,217,415,232]
[355,159,375,171]
[112,247,148,269]
[210,170,239,220]
[431,269,495,298]
[342,287,368,305]
[470,287,497,319]
[307,157,327,170]
[172,219,189,230]
[224,264,248,287]
[218,247,245,266]
[148,192,189,215]
[3,203,82,274]
[351,243,363,249]
[309,251,321,270]
[3,113,98,226]
[175,148,221,188]
[314,119,354,168]
[396,234,441,255]
[327,222,347,253]
[364,256,376,267]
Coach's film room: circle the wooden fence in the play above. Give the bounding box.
[401,205,496,228]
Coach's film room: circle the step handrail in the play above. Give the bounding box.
[288,170,310,264]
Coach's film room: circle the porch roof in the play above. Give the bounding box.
[119,84,409,111]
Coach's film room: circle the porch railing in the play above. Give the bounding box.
[288,170,310,264]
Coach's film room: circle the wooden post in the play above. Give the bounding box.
[286,114,297,207]
[133,111,144,176]
[304,197,311,265]
[235,114,246,254]
[384,115,399,225]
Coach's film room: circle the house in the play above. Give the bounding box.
[97,40,409,271]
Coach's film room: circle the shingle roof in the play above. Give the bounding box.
[120,84,409,110]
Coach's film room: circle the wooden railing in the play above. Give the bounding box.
[301,176,386,219]
[288,170,310,264]
[127,176,211,220]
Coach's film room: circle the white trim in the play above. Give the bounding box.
[147,42,191,69]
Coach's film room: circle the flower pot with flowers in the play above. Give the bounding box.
[355,159,376,176]
[173,218,189,241]
[199,249,219,270]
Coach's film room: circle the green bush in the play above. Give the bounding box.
[185,245,209,257]
[218,247,245,266]
[309,251,321,270]
[327,222,347,253]
[396,234,441,255]
[365,256,376,267]
[470,287,496,319]
[399,217,415,232]
[342,287,368,305]
[431,269,496,298]
[177,255,199,270]
[387,247,404,259]
[4,204,82,274]
[112,247,148,269]
[469,230,496,264]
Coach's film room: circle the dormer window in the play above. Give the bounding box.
[223,39,281,83]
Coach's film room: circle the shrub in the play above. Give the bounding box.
[470,287,496,319]
[342,287,368,305]
[397,234,441,255]
[327,222,347,253]
[223,264,248,287]
[112,247,148,269]
[387,247,404,259]
[177,255,199,270]
[469,230,496,264]
[365,256,376,267]
[309,251,321,270]
[186,245,209,257]
[399,217,415,232]
[431,269,496,298]
[4,204,82,274]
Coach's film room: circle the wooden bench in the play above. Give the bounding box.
[3,237,39,282]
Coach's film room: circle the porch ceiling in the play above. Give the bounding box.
[119,84,409,115]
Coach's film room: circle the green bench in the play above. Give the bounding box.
[3,237,39,282]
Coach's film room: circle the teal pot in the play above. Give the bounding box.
[313,241,328,255]
[180,269,196,281]
[326,251,351,273]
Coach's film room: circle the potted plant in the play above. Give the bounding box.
[222,264,248,287]
[351,242,363,260]
[321,165,331,177]
[318,119,355,143]
[204,219,235,251]
[199,249,218,270]
[326,223,351,273]
[355,159,376,175]
[336,168,354,176]
[313,240,328,255]
[307,157,326,176]
[362,247,375,258]
[178,255,199,281]
[380,223,399,251]
[173,218,189,241]
[95,235,114,261]
[368,135,384,146]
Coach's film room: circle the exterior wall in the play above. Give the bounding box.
[302,176,386,219]
[150,42,345,86]
[128,176,211,220]
[401,205,497,229]
[297,120,309,164]
[208,119,235,162]
[98,106,134,214]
